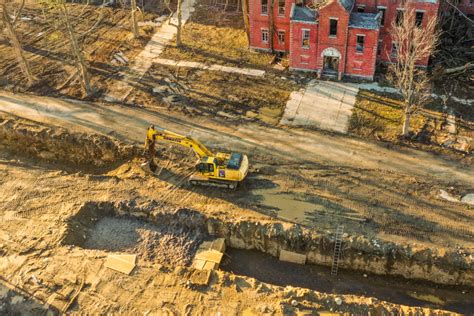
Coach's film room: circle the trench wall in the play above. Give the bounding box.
[0,115,139,168]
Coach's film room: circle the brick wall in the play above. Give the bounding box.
[372,0,439,65]
[249,0,294,51]
[289,21,319,70]
[316,0,351,76]
[346,28,379,79]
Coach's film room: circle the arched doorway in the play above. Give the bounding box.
[321,48,341,75]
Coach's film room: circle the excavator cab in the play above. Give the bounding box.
[196,157,217,177]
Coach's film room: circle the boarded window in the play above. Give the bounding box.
[396,9,404,25]
[329,19,338,36]
[278,30,285,44]
[391,42,398,57]
[261,29,269,43]
[302,29,310,47]
[378,7,386,26]
[278,0,285,16]
[415,11,424,27]
[261,0,268,14]
[356,35,365,53]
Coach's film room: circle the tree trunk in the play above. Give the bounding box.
[1,3,34,86]
[176,0,183,46]
[269,0,275,53]
[402,107,411,137]
[131,0,139,38]
[241,0,250,43]
[61,3,91,95]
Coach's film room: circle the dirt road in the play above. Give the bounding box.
[1,91,472,186]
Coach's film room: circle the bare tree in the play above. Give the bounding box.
[1,0,35,86]
[176,0,183,46]
[131,0,139,38]
[39,0,102,96]
[387,4,440,137]
[60,2,91,95]
[241,0,249,42]
[268,0,275,52]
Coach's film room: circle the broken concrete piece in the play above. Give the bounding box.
[195,250,223,264]
[461,193,474,206]
[189,269,212,286]
[104,254,136,275]
[199,238,226,253]
[438,189,460,203]
[279,250,306,265]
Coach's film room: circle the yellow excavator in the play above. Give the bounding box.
[143,125,249,189]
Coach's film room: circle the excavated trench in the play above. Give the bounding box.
[61,201,473,313]
[221,249,473,314]
[62,202,207,266]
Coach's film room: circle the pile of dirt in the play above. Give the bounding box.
[0,114,140,169]
[84,216,204,266]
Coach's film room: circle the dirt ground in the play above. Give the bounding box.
[160,0,274,69]
[0,2,162,99]
[126,64,300,124]
[0,112,472,313]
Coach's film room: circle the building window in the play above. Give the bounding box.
[356,35,365,53]
[391,42,398,57]
[278,0,285,16]
[302,29,310,48]
[329,18,338,37]
[415,11,424,27]
[278,30,285,44]
[261,0,268,15]
[377,40,382,55]
[396,9,404,25]
[357,5,365,12]
[261,29,269,43]
[378,7,386,26]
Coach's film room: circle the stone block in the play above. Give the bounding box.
[279,250,306,265]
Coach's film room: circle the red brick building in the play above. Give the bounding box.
[248,0,441,80]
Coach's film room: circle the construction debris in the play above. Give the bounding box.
[279,250,306,265]
[104,254,137,275]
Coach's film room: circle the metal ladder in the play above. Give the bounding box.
[331,225,344,276]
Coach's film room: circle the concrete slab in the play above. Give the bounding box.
[280,80,358,133]
[279,250,306,265]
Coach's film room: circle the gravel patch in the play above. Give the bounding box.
[84,216,204,266]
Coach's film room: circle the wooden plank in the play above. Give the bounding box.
[279,250,306,265]
[194,250,223,264]
[104,254,136,275]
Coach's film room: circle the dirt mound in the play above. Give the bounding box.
[0,114,140,169]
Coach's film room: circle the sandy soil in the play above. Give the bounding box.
[0,109,472,313]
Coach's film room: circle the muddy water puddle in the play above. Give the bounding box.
[222,249,473,314]
[252,186,365,227]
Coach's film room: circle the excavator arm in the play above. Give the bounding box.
[145,126,214,158]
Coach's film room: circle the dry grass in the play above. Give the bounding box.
[160,2,273,69]
[349,90,473,160]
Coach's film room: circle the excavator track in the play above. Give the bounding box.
[189,177,238,190]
